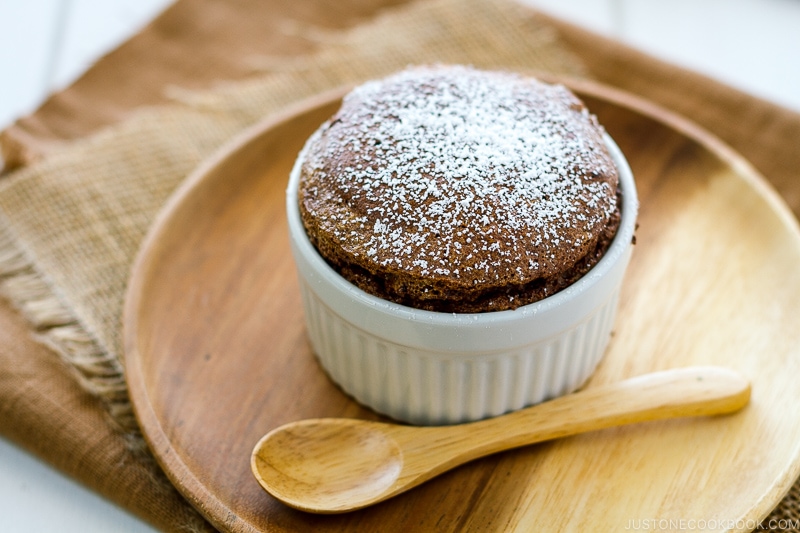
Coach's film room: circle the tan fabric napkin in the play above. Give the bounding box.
[2,0,800,530]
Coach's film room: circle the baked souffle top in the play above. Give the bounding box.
[296,65,621,312]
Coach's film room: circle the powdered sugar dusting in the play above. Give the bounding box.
[299,65,618,287]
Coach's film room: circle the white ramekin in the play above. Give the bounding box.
[286,132,638,425]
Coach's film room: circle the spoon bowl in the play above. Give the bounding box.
[252,419,403,511]
[252,366,750,513]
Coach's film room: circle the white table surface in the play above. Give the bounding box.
[1,0,799,531]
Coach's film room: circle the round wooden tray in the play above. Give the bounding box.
[124,79,800,532]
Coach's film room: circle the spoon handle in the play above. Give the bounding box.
[404,366,750,475]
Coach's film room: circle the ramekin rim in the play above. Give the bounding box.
[286,127,638,330]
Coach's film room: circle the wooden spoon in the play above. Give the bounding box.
[251,366,750,514]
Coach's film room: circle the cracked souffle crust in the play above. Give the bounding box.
[297,65,621,312]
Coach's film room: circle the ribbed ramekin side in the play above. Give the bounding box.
[298,279,621,425]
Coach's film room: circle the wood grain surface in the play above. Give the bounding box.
[124,79,800,532]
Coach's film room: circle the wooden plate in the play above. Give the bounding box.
[124,79,800,532]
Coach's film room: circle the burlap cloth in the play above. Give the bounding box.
[2,0,800,531]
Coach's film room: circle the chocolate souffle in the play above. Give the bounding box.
[296,65,621,313]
